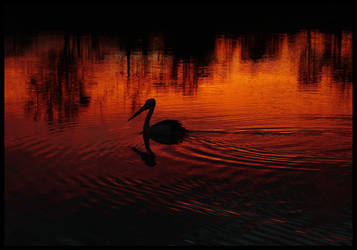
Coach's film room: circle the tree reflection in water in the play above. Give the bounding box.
[9,30,351,130]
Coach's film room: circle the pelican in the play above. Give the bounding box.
[128,98,188,145]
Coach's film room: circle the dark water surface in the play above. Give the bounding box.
[5,30,352,245]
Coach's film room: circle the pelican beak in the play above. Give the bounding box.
[128,104,148,121]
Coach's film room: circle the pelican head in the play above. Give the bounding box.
[128,98,156,121]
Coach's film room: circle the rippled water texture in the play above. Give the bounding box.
[5,30,352,245]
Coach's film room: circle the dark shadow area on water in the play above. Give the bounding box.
[19,32,91,131]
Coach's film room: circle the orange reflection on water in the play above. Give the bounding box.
[4,29,353,246]
[5,31,352,126]
[4,30,352,166]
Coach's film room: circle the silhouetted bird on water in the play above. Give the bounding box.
[128,98,188,145]
[128,98,188,167]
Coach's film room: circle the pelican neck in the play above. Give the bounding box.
[144,106,154,130]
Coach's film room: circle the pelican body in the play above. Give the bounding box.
[128,98,187,144]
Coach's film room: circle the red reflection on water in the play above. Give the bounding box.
[4,31,353,238]
[5,31,352,125]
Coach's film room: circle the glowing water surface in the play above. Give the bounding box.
[5,30,352,245]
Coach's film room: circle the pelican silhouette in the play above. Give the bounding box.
[128,98,188,145]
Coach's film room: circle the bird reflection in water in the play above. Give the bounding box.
[128,98,188,166]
